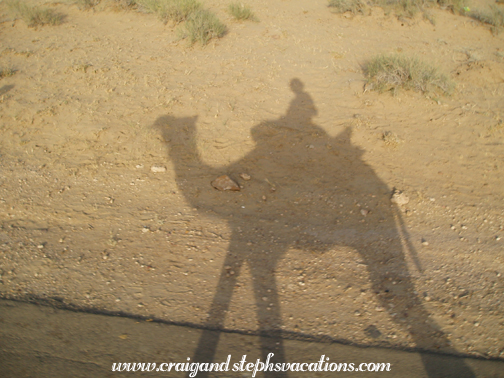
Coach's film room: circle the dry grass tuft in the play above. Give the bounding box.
[228,2,257,21]
[137,0,201,23]
[6,0,64,27]
[76,0,102,10]
[75,0,138,11]
[179,8,227,45]
[75,0,227,44]
[328,0,368,15]
[328,0,468,19]
[364,55,454,95]
[469,5,504,34]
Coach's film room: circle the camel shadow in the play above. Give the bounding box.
[155,78,475,378]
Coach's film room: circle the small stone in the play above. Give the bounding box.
[240,173,251,181]
[425,296,431,302]
[142,228,149,233]
[211,175,240,191]
[37,244,44,249]
[360,209,369,217]
[151,165,166,173]
[136,164,144,169]
[391,189,409,206]
[375,306,385,312]
[422,239,429,246]
[262,195,267,201]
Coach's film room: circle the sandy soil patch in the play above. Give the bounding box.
[1,0,503,371]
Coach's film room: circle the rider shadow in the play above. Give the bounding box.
[155,79,475,378]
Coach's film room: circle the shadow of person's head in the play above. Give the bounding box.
[283,78,318,127]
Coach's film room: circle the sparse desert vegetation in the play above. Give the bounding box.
[328,0,468,19]
[1,1,504,374]
[76,0,102,10]
[179,8,227,44]
[137,0,202,23]
[228,2,257,21]
[364,55,454,95]
[470,5,504,34]
[328,0,368,15]
[6,0,64,27]
[75,0,138,11]
[73,0,227,44]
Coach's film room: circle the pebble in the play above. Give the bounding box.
[360,209,369,217]
[240,173,251,181]
[211,175,240,191]
[151,165,166,173]
[390,189,409,206]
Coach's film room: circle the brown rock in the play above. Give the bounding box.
[211,175,240,191]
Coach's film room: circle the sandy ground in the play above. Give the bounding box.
[1,299,504,378]
[1,0,504,376]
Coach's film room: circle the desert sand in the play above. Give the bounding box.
[1,0,503,376]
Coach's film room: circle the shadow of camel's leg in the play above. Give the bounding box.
[192,248,244,376]
[359,242,475,378]
[250,260,288,378]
